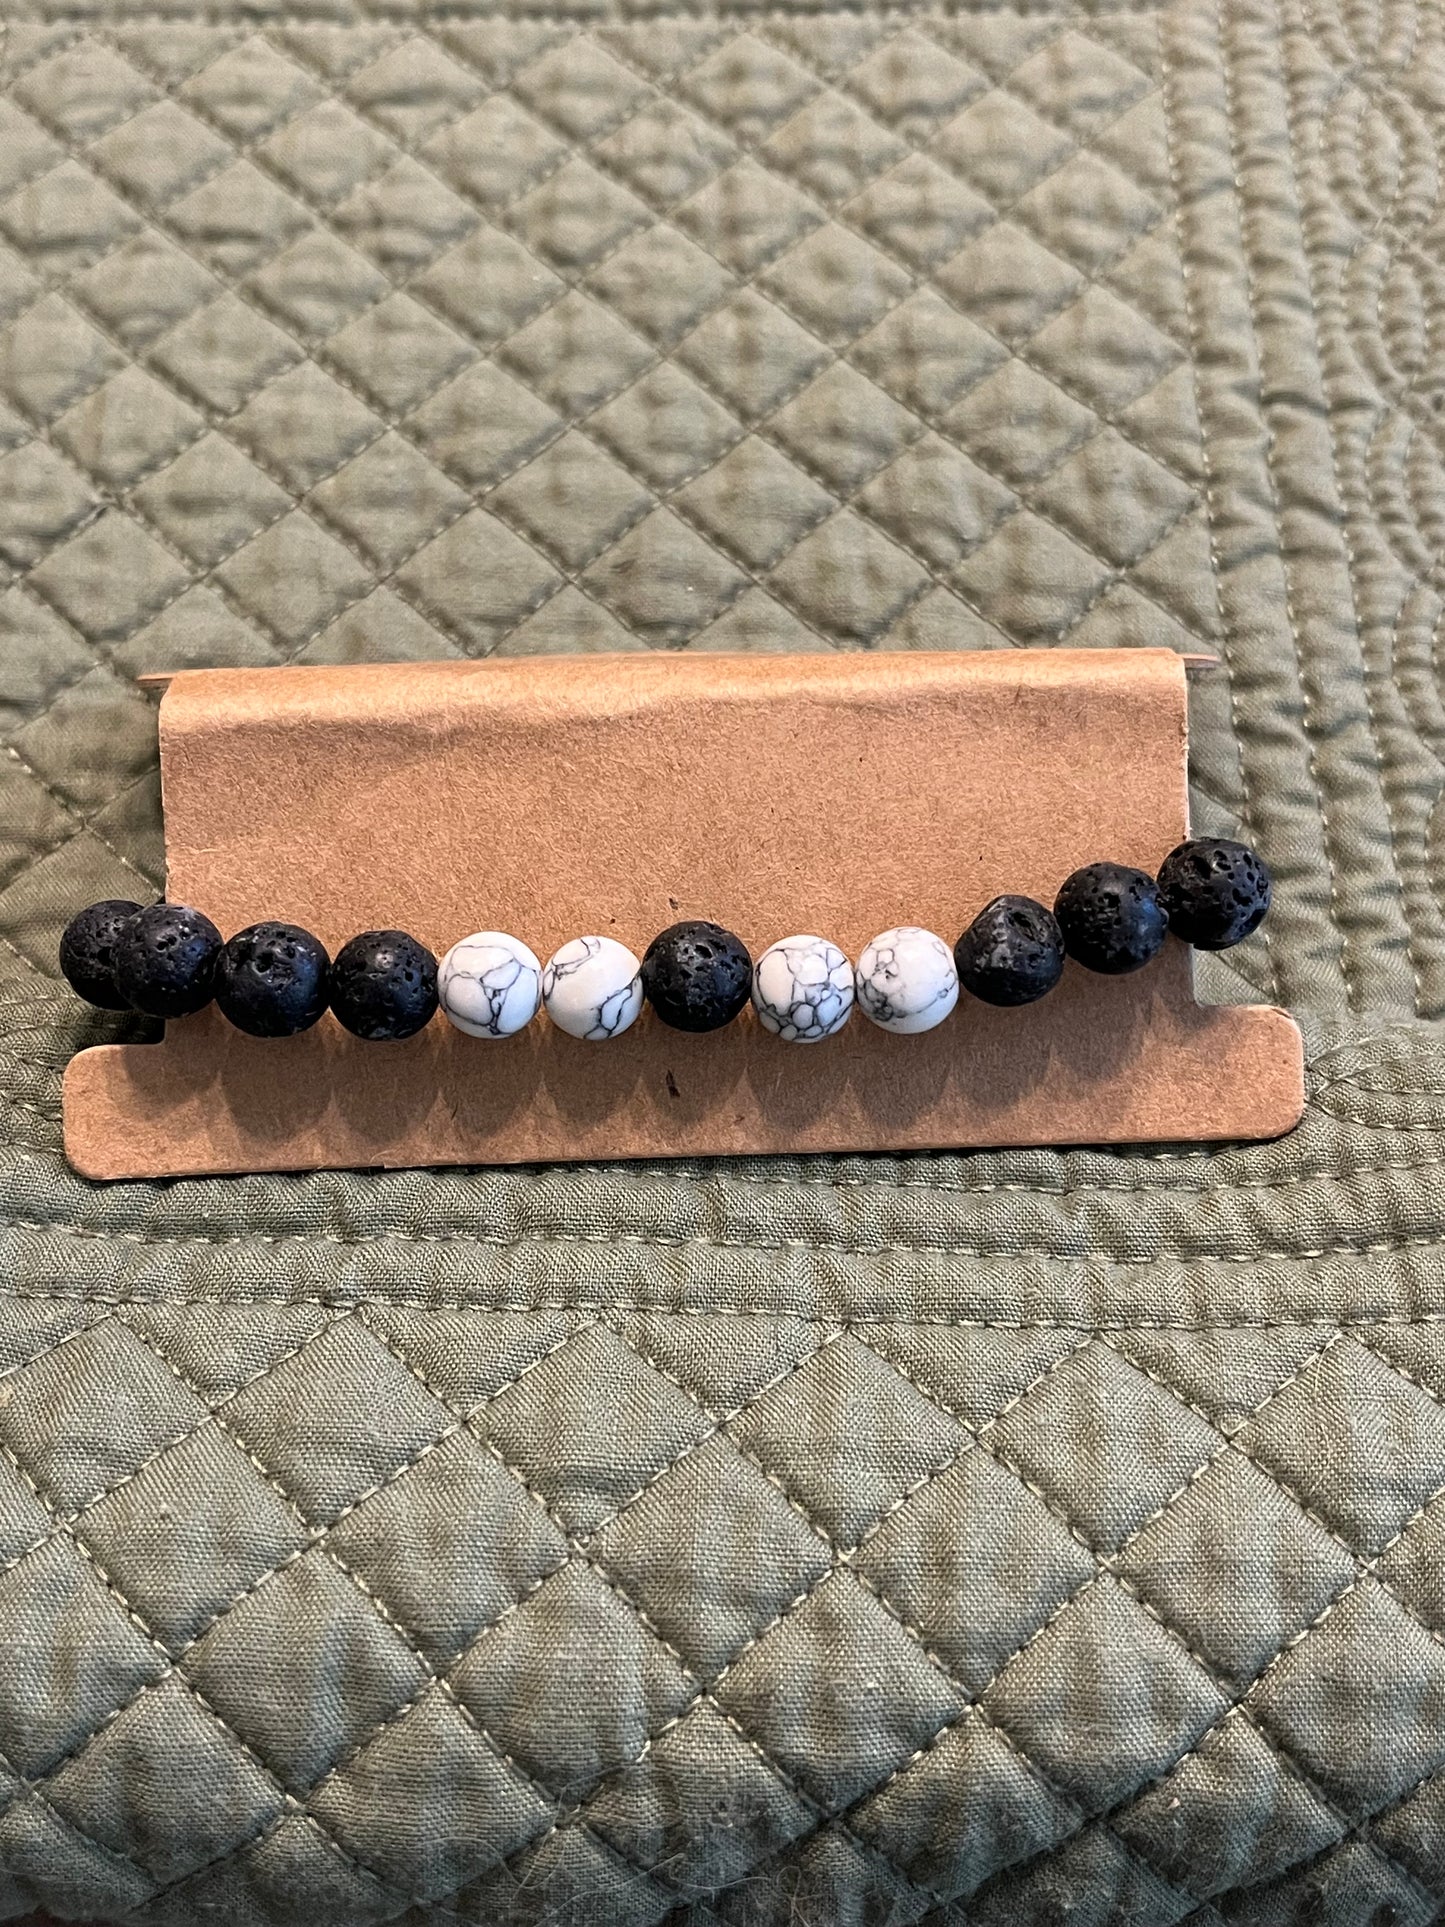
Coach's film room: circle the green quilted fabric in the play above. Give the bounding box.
[2,0,1445,1920]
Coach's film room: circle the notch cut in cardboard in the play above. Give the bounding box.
[63,650,1303,1179]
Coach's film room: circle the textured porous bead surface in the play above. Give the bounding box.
[214,922,330,1037]
[1157,837,1272,948]
[59,899,142,1009]
[543,936,643,1040]
[330,930,438,1041]
[1054,863,1168,974]
[112,903,222,1019]
[855,926,959,1033]
[641,921,752,1032]
[752,935,854,1041]
[439,932,542,1038]
[954,896,1065,1007]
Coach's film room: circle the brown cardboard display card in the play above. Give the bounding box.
[63,650,1304,1179]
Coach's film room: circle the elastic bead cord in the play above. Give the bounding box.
[56,840,1273,1039]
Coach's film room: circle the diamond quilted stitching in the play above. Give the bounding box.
[166,161,311,280]
[416,225,565,350]
[0,761,72,903]
[156,1809,392,1927]
[184,1546,426,1791]
[677,286,828,427]
[587,225,735,348]
[1030,281,1183,416]
[132,432,291,569]
[72,230,219,352]
[407,358,558,493]
[423,95,567,210]
[592,1432,831,1675]
[367,1307,583,1413]
[581,507,749,647]
[989,1341,1220,1553]
[395,507,565,652]
[850,284,1008,418]
[768,509,930,644]
[763,91,907,206]
[222,1318,452,1524]
[681,34,819,143]
[309,433,469,572]
[43,1674,285,1885]
[675,436,836,573]
[344,38,484,146]
[14,42,157,144]
[506,157,651,273]
[327,1429,567,1670]
[460,1823,674,1927]
[677,157,824,275]
[854,1446,1095,1694]
[1373,1773,1445,1900]
[714,1570,965,1808]
[248,229,390,343]
[951,508,1112,644]
[0,1448,59,1570]
[943,356,1099,484]
[595,97,734,209]
[177,40,324,142]
[87,101,231,212]
[307,1685,554,1898]
[490,429,654,571]
[477,1324,711,1536]
[516,35,651,141]
[1014,147,1160,278]
[585,1700,816,1898]
[0,1796,154,1922]
[228,361,379,494]
[1252,1579,1445,1819]
[1113,1715,1344,1897]
[214,511,372,652]
[325,292,475,414]
[72,1424,309,1653]
[984,1577,1227,1814]
[858,435,1017,571]
[331,156,477,277]
[770,362,920,495]
[935,219,1086,345]
[0,1536,165,1778]
[758,222,911,347]
[1236,1337,1445,1556]
[150,292,302,416]
[590,362,739,491]
[51,365,203,492]
[931,91,1076,207]
[849,150,994,271]
[0,1321,205,1514]
[850,1709,1076,1900]
[0,294,126,423]
[260,100,394,209]
[498,289,653,417]
[847,28,986,139]
[0,99,63,200]
[0,441,96,568]
[1011,29,1152,138]
[1115,1450,1354,1686]
[729,1335,961,1545]
[0,161,141,279]
[452,1561,694,1800]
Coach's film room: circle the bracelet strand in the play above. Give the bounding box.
[58,840,1271,1044]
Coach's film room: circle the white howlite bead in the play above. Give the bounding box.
[543,936,644,1041]
[752,935,854,1042]
[438,932,541,1038]
[855,926,959,1034]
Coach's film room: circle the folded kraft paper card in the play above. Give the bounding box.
[2,0,1445,1921]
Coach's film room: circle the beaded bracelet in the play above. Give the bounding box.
[58,839,1270,1044]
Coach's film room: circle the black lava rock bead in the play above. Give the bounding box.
[59,898,143,1009]
[641,920,753,1032]
[1054,863,1169,975]
[215,921,330,1037]
[1157,837,1272,949]
[954,895,1065,1007]
[330,929,438,1041]
[113,902,223,1018]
